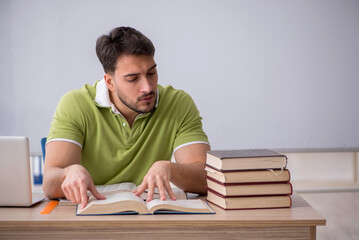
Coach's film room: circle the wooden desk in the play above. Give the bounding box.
[0,193,325,240]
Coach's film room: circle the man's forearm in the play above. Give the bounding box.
[170,161,207,194]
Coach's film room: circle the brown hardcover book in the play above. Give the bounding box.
[205,165,291,183]
[206,149,287,171]
[206,176,293,196]
[207,189,292,210]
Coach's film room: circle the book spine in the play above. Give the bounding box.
[206,198,292,210]
[289,182,293,195]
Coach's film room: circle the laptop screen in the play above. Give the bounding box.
[0,136,37,206]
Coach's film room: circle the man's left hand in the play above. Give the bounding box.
[133,160,176,201]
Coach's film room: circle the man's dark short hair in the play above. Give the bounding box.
[96,27,155,74]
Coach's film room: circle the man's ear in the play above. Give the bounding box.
[104,73,116,92]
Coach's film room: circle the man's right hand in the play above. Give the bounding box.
[61,164,106,209]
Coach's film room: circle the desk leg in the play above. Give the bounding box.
[310,226,316,240]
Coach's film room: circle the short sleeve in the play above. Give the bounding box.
[47,90,85,146]
[173,91,209,151]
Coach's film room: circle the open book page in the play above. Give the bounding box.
[95,182,137,193]
[88,192,143,205]
[145,199,214,214]
[99,182,187,200]
[77,192,149,215]
[60,182,138,205]
[141,186,187,200]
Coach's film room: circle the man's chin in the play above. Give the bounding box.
[136,103,156,114]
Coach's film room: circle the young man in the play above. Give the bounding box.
[43,27,210,209]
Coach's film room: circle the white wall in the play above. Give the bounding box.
[1,0,359,153]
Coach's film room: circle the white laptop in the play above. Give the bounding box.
[0,136,45,206]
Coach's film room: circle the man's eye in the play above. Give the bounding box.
[148,72,156,76]
[127,77,137,82]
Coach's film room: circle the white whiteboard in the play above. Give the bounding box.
[1,0,358,153]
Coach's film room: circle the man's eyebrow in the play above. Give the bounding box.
[123,64,157,78]
[148,64,157,71]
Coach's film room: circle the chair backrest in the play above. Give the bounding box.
[40,137,47,161]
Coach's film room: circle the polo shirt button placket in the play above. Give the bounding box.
[122,122,130,139]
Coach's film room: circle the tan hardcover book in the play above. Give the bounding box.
[206,149,287,171]
[206,177,293,196]
[207,189,292,210]
[76,192,214,215]
[205,166,290,183]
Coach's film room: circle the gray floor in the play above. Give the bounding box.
[301,191,359,240]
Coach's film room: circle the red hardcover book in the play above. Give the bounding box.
[206,189,292,210]
[206,176,293,196]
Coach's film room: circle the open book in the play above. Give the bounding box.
[74,182,214,215]
[76,191,214,215]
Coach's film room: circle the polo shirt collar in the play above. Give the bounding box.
[95,79,159,116]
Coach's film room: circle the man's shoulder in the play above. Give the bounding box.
[56,81,99,113]
[60,81,98,103]
[156,85,197,118]
[158,85,192,102]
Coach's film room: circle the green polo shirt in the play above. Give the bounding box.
[47,80,209,185]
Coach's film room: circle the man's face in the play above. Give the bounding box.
[107,54,158,115]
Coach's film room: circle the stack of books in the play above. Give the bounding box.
[205,149,293,210]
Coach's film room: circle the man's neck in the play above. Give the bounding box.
[109,91,138,127]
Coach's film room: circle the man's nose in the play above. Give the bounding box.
[140,78,152,93]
